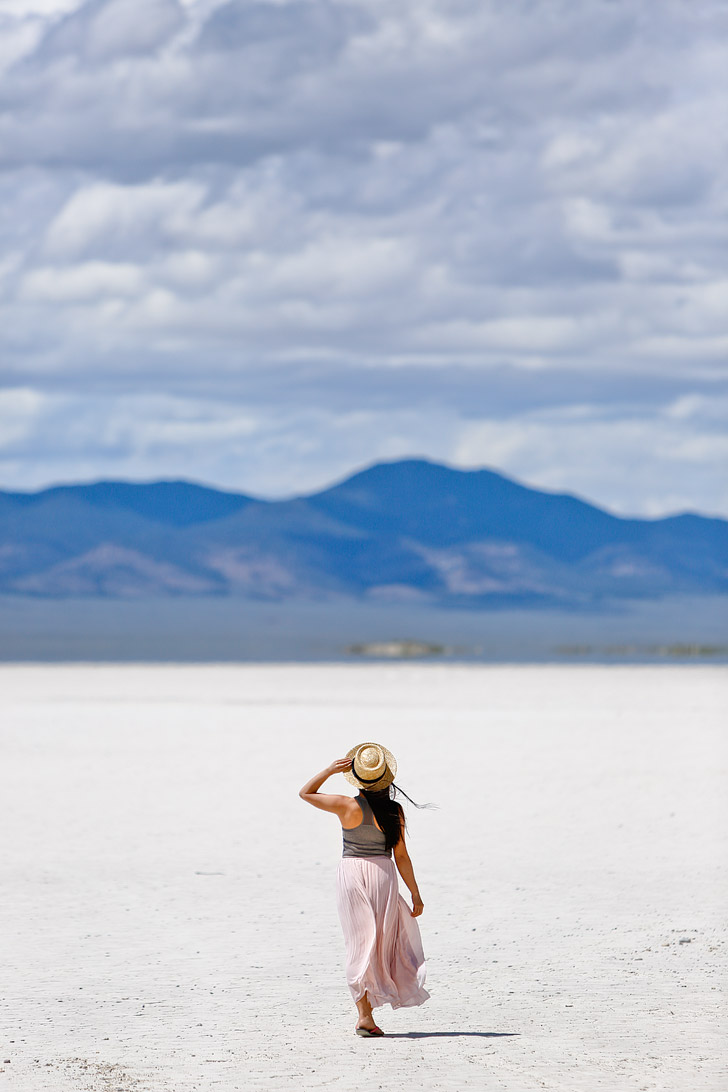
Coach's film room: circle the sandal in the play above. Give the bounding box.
[356,1025,384,1037]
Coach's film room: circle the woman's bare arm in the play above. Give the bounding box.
[299,758,358,821]
[393,826,424,917]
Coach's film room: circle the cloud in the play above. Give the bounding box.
[38,0,185,63]
[21,260,145,301]
[196,0,366,61]
[42,179,206,258]
[0,0,726,512]
[453,397,728,519]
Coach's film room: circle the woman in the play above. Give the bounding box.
[299,741,430,1037]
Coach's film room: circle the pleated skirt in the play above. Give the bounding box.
[336,856,430,1010]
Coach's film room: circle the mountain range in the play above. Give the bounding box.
[1,459,726,606]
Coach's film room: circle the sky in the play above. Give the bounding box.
[0,0,726,517]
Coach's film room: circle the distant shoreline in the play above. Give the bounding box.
[1,594,726,663]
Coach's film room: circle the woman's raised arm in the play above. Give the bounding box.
[299,758,355,817]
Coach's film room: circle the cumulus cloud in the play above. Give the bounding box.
[0,0,726,512]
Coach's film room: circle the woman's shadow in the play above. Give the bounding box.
[385,1031,519,1039]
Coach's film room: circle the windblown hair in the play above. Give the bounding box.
[362,783,429,853]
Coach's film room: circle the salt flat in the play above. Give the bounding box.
[0,664,726,1092]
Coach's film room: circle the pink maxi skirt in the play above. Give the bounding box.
[336,856,430,1010]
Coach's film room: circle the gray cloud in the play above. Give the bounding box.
[37,0,185,63]
[197,0,368,59]
[0,0,726,513]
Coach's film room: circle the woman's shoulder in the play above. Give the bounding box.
[340,795,365,830]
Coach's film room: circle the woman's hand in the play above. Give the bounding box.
[411,896,424,918]
[328,757,351,775]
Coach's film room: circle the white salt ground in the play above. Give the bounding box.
[0,663,726,1092]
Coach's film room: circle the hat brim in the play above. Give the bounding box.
[343,741,397,793]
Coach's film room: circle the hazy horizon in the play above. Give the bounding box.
[2,593,726,663]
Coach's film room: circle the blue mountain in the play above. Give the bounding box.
[0,479,256,526]
[0,459,725,604]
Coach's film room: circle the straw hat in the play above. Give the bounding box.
[344,741,397,793]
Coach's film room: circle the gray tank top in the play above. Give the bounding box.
[342,795,390,859]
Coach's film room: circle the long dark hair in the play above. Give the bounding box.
[362,783,430,853]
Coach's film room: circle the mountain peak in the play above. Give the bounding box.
[1,459,726,601]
